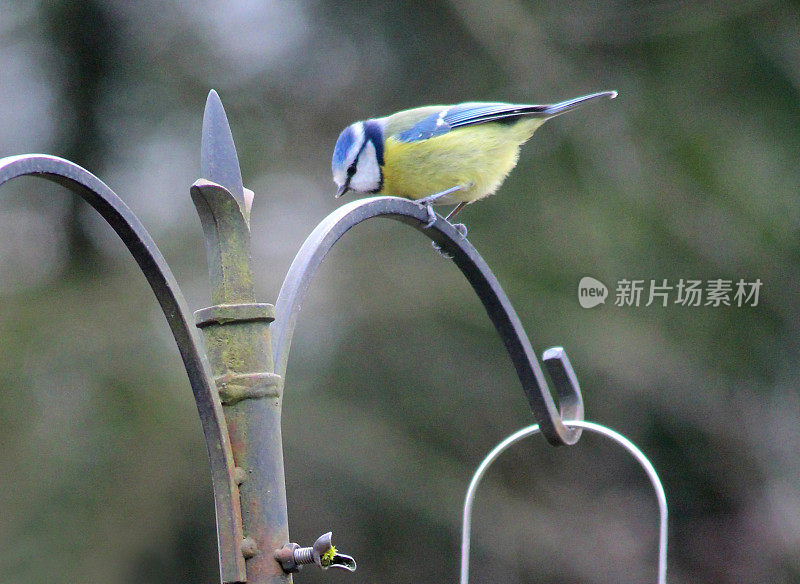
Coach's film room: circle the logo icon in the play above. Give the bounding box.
[578,276,608,308]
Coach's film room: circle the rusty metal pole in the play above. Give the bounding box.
[192,90,289,584]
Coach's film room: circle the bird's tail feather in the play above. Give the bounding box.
[541,91,618,117]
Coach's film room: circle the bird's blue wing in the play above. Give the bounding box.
[444,102,551,126]
[395,102,549,143]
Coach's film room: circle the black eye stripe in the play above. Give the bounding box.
[346,139,368,178]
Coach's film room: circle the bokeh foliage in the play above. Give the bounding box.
[1,1,799,583]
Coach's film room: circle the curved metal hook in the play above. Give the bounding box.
[272,196,583,446]
[0,154,246,584]
[461,421,668,584]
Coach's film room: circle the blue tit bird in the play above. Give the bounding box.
[331,91,617,233]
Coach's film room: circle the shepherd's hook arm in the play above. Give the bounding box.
[272,196,584,446]
[0,154,246,584]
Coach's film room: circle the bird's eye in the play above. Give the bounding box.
[346,163,357,178]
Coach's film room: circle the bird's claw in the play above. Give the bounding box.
[452,223,468,238]
[431,241,453,259]
[418,201,438,228]
[431,223,466,258]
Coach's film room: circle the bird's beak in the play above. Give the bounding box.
[335,183,350,198]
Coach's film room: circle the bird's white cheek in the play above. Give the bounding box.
[332,168,346,187]
[350,141,381,193]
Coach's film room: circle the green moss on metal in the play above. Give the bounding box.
[320,546,337,568]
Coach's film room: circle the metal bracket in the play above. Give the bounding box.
[213,372,283,405]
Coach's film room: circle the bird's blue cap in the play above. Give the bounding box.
[332,125,358,171]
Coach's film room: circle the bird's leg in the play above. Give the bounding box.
[445,201,467,221]
[445,202,468,238]
[416,184,465,228]
[431,200,470,256]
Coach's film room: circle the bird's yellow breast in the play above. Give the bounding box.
[380,118,544,203]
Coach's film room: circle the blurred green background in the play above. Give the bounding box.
[1,1,799,583]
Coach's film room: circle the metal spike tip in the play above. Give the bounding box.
[201,89,245,207]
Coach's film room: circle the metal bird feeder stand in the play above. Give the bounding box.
[0,91,664,583]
